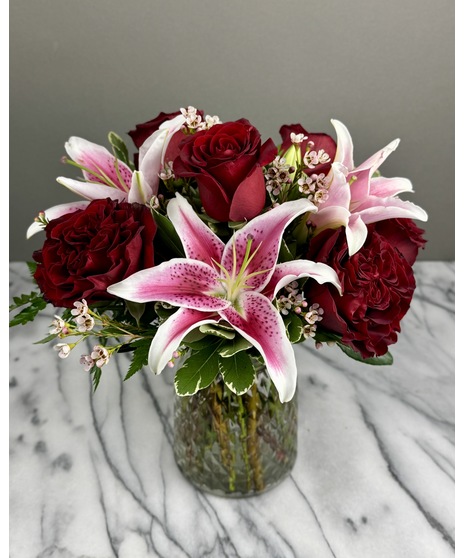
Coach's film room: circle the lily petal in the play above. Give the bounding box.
[369,176,414,198]
[56,177,128,202]
[139,114,186,195]
[221,198,317,292]
[263,260,342,300]
[331,119,354,170]
[220,291,297,403]
[355,196,429,225]
[26,201,90,238]
[346,214,368,256]
[128,170,153,204]
[148,308,220,374]
[107,259,230,311]
[356,138,400,175]
[167,193,225,265]
[65,136,133,191]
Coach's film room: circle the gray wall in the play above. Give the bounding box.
[10,0,454,261]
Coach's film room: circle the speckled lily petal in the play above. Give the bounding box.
[221,198,317,292]
[148,308,221,375]
[220,291,297,403]
[107,259,230,312]
[167,193,225,266]
[263,260,342,300]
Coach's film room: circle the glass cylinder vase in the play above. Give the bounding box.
[173,360,298,497]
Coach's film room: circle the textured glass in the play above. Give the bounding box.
[173,362,298,497]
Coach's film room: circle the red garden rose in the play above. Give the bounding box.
[279,123,336,176]
[306,219,426,358]
[173,119,277,222]
[33,198,157,307]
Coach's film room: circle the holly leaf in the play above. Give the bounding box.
[218,351,256,395]
[174,348,220,396]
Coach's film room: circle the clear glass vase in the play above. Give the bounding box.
[173,360,298,497]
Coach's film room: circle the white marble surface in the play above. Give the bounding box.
[9,261,455,558]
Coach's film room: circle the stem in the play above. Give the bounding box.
[237,394,252,492]
[210,381,236,492]
[247,382,264,491]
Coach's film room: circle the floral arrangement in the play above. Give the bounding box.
[10,107,428,403]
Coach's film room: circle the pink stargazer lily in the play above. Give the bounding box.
[308,119,428,256]
[107,194,341,402]
[27,114,186,238]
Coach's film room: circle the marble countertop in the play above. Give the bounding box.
[9,261,455,558]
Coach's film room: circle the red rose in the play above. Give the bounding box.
[128,109,204,168]
[173,119,277,222]
[306,219,426,358]
[279,124,336,176]
[33,198,157,307]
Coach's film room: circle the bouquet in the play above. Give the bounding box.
[10,106,428,404]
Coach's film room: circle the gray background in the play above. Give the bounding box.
[10,0,454,261]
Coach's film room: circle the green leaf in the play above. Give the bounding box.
[218,336,253,357]
[337,343,394,365]
[9,291,42,311]
[34,333,58,345]
[125,301,146,326]
[285,312,304,343]
[26,261,38,277]
[152,210,185,258]
[124,338,152,380]
[279,238,295,262]
[108,131,133,169]
[199,324,235,339]
[91,366,102,391]
[9,295,47,327]
[174,348,220,396]
[218,352,256,395]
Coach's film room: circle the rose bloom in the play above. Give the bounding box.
[128,109,204,168]
[33,198,157,307]
[173,119,277,222]
[279,123,336,176]
[306,218,426,358]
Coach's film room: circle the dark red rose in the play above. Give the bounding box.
[306,219,426,358]
[128,109,205,168]
[279,123,336,176]
[173,119,277,222]
[33,198,157,307]
[128,110,187,149]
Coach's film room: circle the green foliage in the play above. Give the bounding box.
[125,301,146,326]
[198,324,235,339]
[9,292,47,327]
[91,365,102,391]
[337,343,393,365]
[218,336,253,357]
[152,210,185,258]
[34,334,58,345]
[124,338,152,380]
[174,347,220,396]
[108,131,134,170]
[284,312,304,343]
[218,351,256,395]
